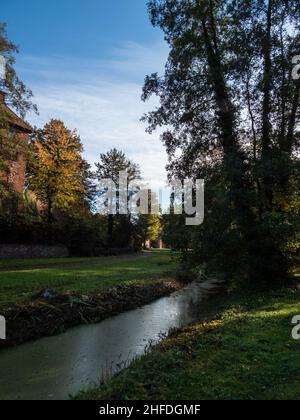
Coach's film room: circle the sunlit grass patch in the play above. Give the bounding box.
[76,275,300,400]
[0,252,176,309]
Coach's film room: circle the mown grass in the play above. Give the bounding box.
[0,252,176,310]
[77,276,300,400]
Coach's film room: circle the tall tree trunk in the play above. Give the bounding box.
[261,0,273,209]
[286,80,300,154]
[279,15,287,148]
[278,79,299,191]
[246,77,263,219]
[246,77,258,162]
[47,196,53,225]
[107,214,114,247]
[201,16,251,227]
[47,196,53,244]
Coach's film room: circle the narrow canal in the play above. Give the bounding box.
[0,279,221,400]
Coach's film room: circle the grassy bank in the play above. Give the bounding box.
[0,251,176,310]
[77,270,300,400]
[0,251,183,348]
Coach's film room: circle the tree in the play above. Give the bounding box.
[142,0,300,283]
[94,148,141,246]
[0,22,37,203]
[29,119,90,224]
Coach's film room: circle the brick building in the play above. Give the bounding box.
[0,90,33,194]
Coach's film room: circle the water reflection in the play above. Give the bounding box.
[0,280,219,400]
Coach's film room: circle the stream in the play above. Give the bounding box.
[0,279,221,400]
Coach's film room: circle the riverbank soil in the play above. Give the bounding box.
[77,267,300,400]
[0,251,182,348]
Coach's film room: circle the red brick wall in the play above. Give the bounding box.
[3,132,29,194]
[8,154,26,193]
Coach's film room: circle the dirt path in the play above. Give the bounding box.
[0,251,153,272]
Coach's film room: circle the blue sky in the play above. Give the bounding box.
[2,0,169,188]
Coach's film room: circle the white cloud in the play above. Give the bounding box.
[20,41,169,189]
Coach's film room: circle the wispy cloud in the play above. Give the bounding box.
[19,41,169,189]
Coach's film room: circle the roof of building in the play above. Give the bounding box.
[0,91,33,133]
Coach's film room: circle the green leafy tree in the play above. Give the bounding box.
[142,0,300,283]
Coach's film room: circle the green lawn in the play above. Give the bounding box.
[77,275,300,400]
[0,252,176,310]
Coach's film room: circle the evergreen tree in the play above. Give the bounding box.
[94,148,141,246]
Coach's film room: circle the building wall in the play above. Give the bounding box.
[10,132,29,194]
[8,153,27,194]
[145,239,166,249]
[0,132,29,195]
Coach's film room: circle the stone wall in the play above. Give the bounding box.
[0,244,69,259]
